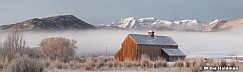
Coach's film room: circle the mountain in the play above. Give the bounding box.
[99,17,206,31]
[202,18,243,31]
[1,15,242,32]
[201,19,227,31]
[0,15,95,31]
[99,17,243,31]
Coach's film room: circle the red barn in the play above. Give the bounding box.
[115,30,185,62]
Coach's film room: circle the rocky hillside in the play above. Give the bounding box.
[0,15,95,31]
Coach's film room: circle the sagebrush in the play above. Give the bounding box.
[6,55,44,72]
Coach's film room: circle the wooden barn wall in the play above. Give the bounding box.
[115,49,122,60]
[137,45,178,60]
[115,35,137,61]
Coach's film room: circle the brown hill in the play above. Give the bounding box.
[0,15,95,31]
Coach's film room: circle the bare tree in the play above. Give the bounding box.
[39,37,77,62]
[0,28,26,61]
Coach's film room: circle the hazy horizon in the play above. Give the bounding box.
[1,0,243,25]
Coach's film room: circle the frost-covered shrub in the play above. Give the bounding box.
[39,37,77,62]
[131,61,140,67]
[175,59,183,67]
[229,60,236,67]
[22,47,41,59]
[113,59,120,68]
[191,57,205,72]
[107,61,113,68]
[6,56,44,72]
[122,60,132,68]
[175,59,183,70]
[155,59,166,68]
[83,57,95,70]
[95,57,105,69]
[183,58,190,68]
[220,60,227,66]
[140,55,150,68]
[0,59,9,70]
[106,59,120,69]
[69,60,82,69]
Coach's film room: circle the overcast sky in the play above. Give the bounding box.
[0,0,243,25]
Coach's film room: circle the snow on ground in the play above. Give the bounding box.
[46,66,243,72]
[47,67,190,72]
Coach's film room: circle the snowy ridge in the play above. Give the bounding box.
[99,17,243,31]
[107,17,206,31]
[208,19,223,25]
[118,17,137,29]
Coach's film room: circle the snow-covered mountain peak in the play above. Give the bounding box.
[104,17,211,31]
[174,19,202,24]
[138,17,156,22]
[209,19,224,25]
[152,20,172,25]
[99,17,243,32]
[115,17,137,29]
[123,17,136,21]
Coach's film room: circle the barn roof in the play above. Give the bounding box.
[129,34,178,45]
[161,48,185,56]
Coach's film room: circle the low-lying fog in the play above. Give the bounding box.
[0,27,243,58]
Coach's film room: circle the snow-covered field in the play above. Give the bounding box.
[45,63,243,72]
[46,67,190,72]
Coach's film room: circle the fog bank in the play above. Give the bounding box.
[0,29,243,57]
